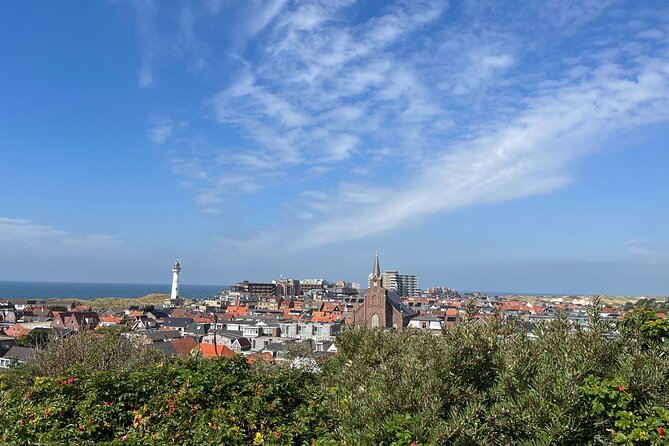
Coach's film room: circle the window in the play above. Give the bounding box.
[371,314,379,329]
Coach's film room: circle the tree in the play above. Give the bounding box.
[15,329,51,348]
[619,307,669,344]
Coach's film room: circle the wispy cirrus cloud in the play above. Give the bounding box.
[126,0,158,88]
[147,117,173,144]
[133,1,669,256]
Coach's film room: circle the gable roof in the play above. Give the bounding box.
[232,337,252,348]
[4,324,30,338]
[195,343,235,358]
[171,337,198,356]
[2,346,35,361]
[169,309,190,318]
[387,291,417,317]
[99,315,124,324]
[163,317,194,328]
[145,330,182,342]
[185,323,211,335]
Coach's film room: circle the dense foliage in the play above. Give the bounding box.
[1,304,668,445]
[622,299,669,315]
[0,356,329,445]
[20,328,162,377]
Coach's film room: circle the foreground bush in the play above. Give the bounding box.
[21,327,163,377]
[320,307,669,445]
[0,355,329,445]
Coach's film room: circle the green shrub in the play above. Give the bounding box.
[1,304,668,445]
[0,355,330,445]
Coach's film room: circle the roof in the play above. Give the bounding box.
[148,337,197,357]
[232,337,252,348]
[195,343,235,358]
[163,317,194,328]
[321,303,343,312]
[215,329,244,338]
[372,253,381,280]
[2,346,35,361]
[145,330,182,342]
[413,315,443,321]
[170,337,198,356]
[4,324,30,337]
[185,323,211,335]
[386,291,417,317]
[169,309,190,318]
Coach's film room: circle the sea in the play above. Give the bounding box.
[0,280,572,302]
[0,280,224,301]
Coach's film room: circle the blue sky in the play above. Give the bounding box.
[1,0,668,295]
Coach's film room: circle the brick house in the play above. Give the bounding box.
[51,311,100,332]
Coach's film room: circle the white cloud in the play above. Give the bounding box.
[138,65,153,88]
[247,0,287,36]
[129,1,669,257]
[231,54,669,252]
[128,0,158,89]
[148,118,173,144]
[637,29,664,40]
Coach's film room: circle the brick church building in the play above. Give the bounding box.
[353,254,416,330]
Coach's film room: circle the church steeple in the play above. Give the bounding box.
[370,252,382,287]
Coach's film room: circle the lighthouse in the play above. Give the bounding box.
[165,260,184,307]
[170,260,181,300]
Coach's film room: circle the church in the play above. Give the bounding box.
[352,254,417,330]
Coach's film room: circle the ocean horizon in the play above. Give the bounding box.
[0,280,579,302]
[0,280,224,300]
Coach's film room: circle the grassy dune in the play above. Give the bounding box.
[83,293,170,310]
[499,294,662,307]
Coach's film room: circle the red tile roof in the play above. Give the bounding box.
[99,315,123,324]
[170,337,198,356]
[5,324,29,338]
[225,306,249,316]
[194,343,235,358]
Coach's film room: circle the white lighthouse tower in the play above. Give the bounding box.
[170,260,181,300]
[165,260,184,307]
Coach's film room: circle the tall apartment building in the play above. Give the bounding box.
[369,269,420,297]
[382,270,399,292]
[397,274,419,297]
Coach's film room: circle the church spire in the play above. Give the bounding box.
[370,251,382,287]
